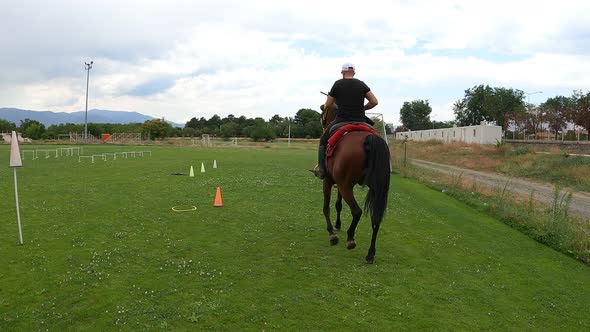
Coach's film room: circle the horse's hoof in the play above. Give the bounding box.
[329,235,339,246]
[365,256,375,264]
[346,241,356,250]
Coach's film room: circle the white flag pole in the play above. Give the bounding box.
[13,168,23,245]
[9,131,24,245]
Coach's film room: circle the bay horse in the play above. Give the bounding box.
[319,105,391,263]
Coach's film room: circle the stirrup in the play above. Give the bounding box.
[309,165,325,179]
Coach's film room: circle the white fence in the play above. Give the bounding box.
[395,124,502,145]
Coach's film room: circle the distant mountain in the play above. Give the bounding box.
[0,108,183,127]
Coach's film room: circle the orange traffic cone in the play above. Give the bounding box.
[214,187,223,207]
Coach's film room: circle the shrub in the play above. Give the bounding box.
[564,130,577,141]
[506,146,529,156]
[250,125,276,142]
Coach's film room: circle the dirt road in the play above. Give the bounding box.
[410,159,590,221]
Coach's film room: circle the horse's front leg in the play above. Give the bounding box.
[335,190,343,231]
[323,178,339,245]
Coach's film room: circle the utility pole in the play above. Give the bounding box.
[84,61,94,144]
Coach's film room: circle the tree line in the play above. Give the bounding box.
[0,119,150,140]
[182,108,323,141]
[1,108,346,141]
[398,85,590,140]
[2,107,392,141]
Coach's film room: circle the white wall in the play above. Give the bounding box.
[395,124,502,145]
[1,132,25,143]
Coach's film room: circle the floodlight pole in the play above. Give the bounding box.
[525,91,543,105]
[84,61,93,144]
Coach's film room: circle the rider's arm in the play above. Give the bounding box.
[364,91,378,111]
[324,95,335,111]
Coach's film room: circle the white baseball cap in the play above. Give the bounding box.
[341,63,355,72]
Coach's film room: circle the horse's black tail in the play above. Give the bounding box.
[363,135,391,225]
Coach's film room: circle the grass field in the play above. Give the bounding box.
[1,144,590,330]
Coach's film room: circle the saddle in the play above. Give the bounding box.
[326,123,378,158]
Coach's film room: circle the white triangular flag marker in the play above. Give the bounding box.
[201,162,205,173]
[189,166,194,177]
[10,131,23,167]
[9,131,24,245]
[213,160,217,169]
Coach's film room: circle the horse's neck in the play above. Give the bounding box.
[324,107,337,129]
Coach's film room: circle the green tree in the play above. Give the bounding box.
[181,127,197,137]
[491,87,526,130]
[431,120,455,129]
[220,122,240,138]
[185,117,199,129]
[399,100,432,130]
[141,119,172,140]
[541,96,573,139]
[208,114,222,133]
[303,121,322,138]
[46,123,84,140]
[454,85,525,130]
[269,114,283,124]
[87,123,105,137]
[276,116,293,138]
[293,108,321,138]
[0,119,17,132]
[294,109,320,126]
[221,114,236,124]
[572,90,590,140]
[249,124,276,141]
[19,119,46,139]
[520,106,544,138]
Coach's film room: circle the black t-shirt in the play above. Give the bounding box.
[328,78,370,122]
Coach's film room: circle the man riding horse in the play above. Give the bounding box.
[312,63,379,179]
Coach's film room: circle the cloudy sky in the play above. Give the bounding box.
[1,0,589,125]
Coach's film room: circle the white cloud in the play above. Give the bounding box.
[1,0,590,126]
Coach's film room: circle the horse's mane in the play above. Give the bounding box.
[321,104,337,130]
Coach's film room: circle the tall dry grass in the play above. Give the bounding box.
[390,139,590,192]
[395,161,590,264]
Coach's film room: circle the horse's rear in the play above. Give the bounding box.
[323,131,391,263]
[328,131,370,185]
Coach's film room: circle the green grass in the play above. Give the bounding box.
[1,144,590,330]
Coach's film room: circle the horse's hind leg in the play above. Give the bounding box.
[339,186,362,250]
[365,219,381,264]
[323,178,339,245]
[335,190,343,231]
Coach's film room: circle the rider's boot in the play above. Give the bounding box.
[311,145,326,179]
